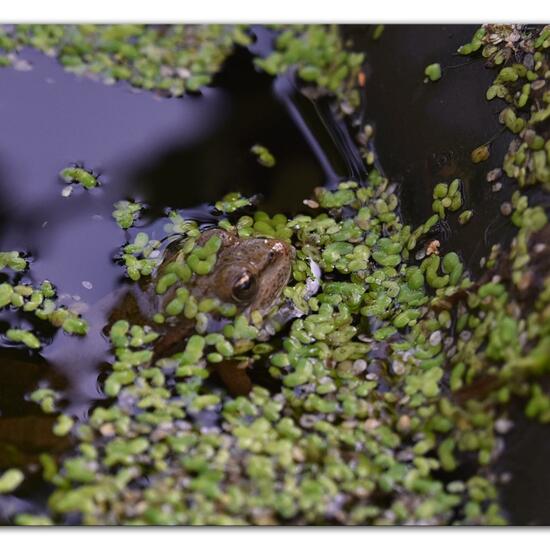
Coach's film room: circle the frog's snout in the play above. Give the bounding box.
[268,239,294,262]
[271,241,287,254]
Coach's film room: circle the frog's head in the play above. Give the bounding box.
[204,230,293,315]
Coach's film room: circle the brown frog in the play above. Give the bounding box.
[115,228,294,395]
[110,227,294,360]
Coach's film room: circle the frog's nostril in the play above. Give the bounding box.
[273,241,292,258]
[267,242,285,261]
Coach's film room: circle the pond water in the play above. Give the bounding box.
[0,35,354,407]
[0,25,547,525]
[0,28,359,521]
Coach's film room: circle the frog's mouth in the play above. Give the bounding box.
[257,257,322,341]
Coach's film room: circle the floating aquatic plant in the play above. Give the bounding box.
[250,144,276,168]
[113,200,143,230]
[424,62,442,82]
[59,166,99,190]
[0,24,251,97]
[0,23,549,528]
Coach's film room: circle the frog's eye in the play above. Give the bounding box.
[231,271,257,302]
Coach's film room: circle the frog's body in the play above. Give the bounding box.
[109,228,294,358]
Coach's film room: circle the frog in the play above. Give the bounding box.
[108,227,293,355]
[102,227,294,395]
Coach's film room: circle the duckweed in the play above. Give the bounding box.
[122,232,161,281]
[458,210,473,225]
[30,387,60,414]
[424,63,442,82]
[432,179,463,219]
[0,267,89,349]
[5,328,41,349]
[59,166,99,189]
[251,144,276,168]
[215,192,252,214]
[372,25,385,41]
[0,25,251,97]
[113,200,143,230]
[461,25,550,189]
[53,414,74,437]
[0,251,27,271]
[254,25,364,113]
[0,469,24,494]
[471,144,490,163]
[14,514,53,526]
[0,23,549,528]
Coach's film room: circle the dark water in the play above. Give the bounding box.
[346,24,550,525]
[0,25,547,524]
[344,24,524,276]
